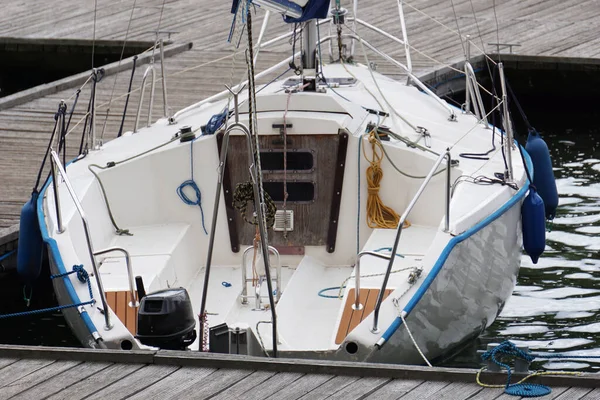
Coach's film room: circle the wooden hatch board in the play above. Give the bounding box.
[106,291,138,335]
[335,288,393,345]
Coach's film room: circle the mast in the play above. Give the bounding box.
[302,20,318,91]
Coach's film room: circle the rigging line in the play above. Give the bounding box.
[151,0,168,59]
[91,0,98,69]
[401,0,496,67]
[100,0,139,142]
[467,0,494,80]
[65,53,236,137]
[66,74,94,102]
[451,100,504,150]
[449,0,466,57]
[405,42,497,99]
[343,22,420,133]
[492,0,501,63]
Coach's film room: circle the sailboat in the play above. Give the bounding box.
[25,0,554,364]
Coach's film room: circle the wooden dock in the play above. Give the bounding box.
[0,344,599,399]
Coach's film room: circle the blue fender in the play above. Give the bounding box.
[522,188,545,264]
[526,130,558,220]
[17,191,44,281]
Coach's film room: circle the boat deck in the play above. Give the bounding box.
[1,344,599,400]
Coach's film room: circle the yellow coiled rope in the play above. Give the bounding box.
[364,131,410,229]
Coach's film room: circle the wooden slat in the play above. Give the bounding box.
[347,290,370,336]
[325,377,390,400]
[173,369,254,399]
[106,291,117,315]
[85,364,179,400]
[45,363,146,400]
[10,362,112,400]
[126,292,137,334]
[210,371,278,400]
[243,372,304,400]
[335,288,360,345]
[0,359,55,389]
[335,288,393,344]
[264,373,334,400]
[0,360,80,400]
[363,379,423,400]
[128,367,219,400]
[391,380,451,400]
[296,376,360,400]
[106,290,138,335]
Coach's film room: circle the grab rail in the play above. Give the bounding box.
[353,251,391,310]
[49,150,113,330]
[94,246,139,309]
[371,149,452,333]
[464,62,487,124]
[134,39,170,132]
[241,245,282,308]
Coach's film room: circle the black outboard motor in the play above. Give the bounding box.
[136,288,197,350]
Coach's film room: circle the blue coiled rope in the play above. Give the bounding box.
[203,108,228,135]
[51,264,93,299]
[0,265,94,319]
[481,340,600,397]
[177,137,208,234]
[481,341,550,397]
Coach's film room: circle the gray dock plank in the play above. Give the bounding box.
[45,362,146,400]
[582,387,600,400]
[554,387,595,400]
[0,358,55,389]
[0,360,80,400]
[10,361,112,400]
[264,373,334,400]
[424,381,484,399]
[325,376,391,400]
[362,379,424,400]
[85,364,179,400]
[0,358,18,370]
[127,367,216,400]
[466,386,506,400]
[209,370,277,400]
[175,368,254,400]
[397,380,451,400]
[297,375,361,400]
[242,372,305,400]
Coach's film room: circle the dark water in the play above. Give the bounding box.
[1,75,600,371]
[0,254,80,347]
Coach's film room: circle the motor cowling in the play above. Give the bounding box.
[136,287,197,350]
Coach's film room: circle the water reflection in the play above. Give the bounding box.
[470,114,600,372]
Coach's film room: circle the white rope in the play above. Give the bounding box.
[392,298,432,367]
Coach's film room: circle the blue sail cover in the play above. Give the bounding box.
[231,0,330,23]
[284,0,330,23]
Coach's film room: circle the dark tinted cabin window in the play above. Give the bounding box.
[263,182,314,202]
[260,151,313,171]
